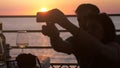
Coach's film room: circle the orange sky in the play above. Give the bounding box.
[0,0,120,15]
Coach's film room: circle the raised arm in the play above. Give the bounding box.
[42,23,72,54]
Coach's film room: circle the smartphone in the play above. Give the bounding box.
[36,12,48,22]
[37,9,61,22]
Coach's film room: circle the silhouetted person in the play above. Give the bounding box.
[16,53,37,68]
[42,3,120,68]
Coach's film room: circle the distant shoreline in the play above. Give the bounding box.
[0,14,120,18]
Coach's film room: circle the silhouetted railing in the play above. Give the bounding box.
[1,14,120,68]
[3,29,120,68]
[0,14,120,17]
[50,63,79,68]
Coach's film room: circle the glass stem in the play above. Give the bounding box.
[21,48,24,53]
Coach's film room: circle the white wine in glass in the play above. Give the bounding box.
[16,30,29,53]
[16,43,28,49]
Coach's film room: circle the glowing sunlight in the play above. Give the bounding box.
[40,8,48,12]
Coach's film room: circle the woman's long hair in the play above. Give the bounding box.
[87,13,116,44]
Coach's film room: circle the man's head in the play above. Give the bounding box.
[75,3,100,28]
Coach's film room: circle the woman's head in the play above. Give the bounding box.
[85,13,116,44]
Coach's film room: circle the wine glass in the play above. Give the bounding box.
[16,30,29,53]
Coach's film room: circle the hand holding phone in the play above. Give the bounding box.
[36,9,66,23]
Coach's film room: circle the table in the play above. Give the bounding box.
[6,55,50,68]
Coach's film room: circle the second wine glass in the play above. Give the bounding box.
[16,30,29,53]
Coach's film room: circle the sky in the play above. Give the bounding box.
[0,0,120,15]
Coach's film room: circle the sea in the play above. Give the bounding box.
[0,16,120,63]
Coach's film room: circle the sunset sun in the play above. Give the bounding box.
[40,8,48,12]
